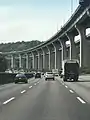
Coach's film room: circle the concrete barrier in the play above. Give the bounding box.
[0,72,34,85]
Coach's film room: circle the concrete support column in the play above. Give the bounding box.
[39,54,43,71]
[50,52,55,70]
[47,46,51,71]
[25,54,29,69]
[59,40,67,61]
[19,54,22,68]
[45,54,49,71]
[42,49,45,70]
[37,52,41,70]
[11,55,14,68]
[29,56,33,70]
[66,33,77,59]
[53,42,62,70]
[32,52,35,70]
[59,49,62,69]
[75,25,89,68]
[58,39,67,69]
[34,55,38,71]
[52,43,57,69]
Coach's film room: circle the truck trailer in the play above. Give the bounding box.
[61,59,79,82]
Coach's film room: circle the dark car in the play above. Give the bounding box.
[14,74,28,84]
[35,73,41,78]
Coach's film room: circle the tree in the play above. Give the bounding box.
[0,54,7,72]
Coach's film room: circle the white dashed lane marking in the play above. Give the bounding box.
[77,97,86,104]
[69,90,74,93]
[65,85,68,88]
[29,86,32,89]
[21,90,26,94]
[62,83,64,85]
[3,97,15,105]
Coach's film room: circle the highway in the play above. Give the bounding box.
[0,76,90,120]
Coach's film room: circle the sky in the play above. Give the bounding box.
[0,0,79,43]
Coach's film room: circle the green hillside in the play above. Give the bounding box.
[0,40,43,52]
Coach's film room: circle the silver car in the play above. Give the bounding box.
[45,72,55,81]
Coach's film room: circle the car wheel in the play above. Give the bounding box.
[25,81,28,83]
[15,81,18,84]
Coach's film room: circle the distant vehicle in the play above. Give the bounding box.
[14,74,28,84]
[35,72,41,78]
[45,72,55,81]
[61,59,79,82]
[5,69,12,73]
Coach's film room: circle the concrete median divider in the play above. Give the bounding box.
[0,72,34,85]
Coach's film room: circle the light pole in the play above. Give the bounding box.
[71,0,73,15]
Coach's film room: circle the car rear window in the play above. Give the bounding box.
[16,74,26,78]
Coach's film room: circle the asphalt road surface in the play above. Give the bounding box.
[0,76,90,120]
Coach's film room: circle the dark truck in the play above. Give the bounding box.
[61,59,79,82]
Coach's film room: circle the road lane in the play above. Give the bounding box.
[0,77,41,103]
[56,75,90,104]
[0,79,90,120]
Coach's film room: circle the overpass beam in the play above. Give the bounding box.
[75,25,90,68]
[66,33,77,59]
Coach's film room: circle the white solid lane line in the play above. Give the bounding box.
[3,97,15,105]
[29,86,32,89]
[69,90,74,93]
[65,85,68,88]
[21,90,26,94]
[77,97,86,104]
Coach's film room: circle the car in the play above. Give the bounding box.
[5,69,12,73]
[35,72,41,78]
[14,74,28,84]
[45,72,55,81]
